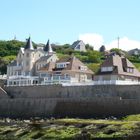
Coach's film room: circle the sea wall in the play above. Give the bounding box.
[4,85,140,99]
[0,98,140,118]
[0,85,140,118]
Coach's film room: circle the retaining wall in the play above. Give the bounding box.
[0,85,140,118]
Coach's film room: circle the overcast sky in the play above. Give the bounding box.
[0,0,140,50]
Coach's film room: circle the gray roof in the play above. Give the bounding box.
[128,48,140,55]
[24,37,34,50]
[71,40,84,49]
[43,40,53,53]
[8,60,17,66]
[36,55,52,63]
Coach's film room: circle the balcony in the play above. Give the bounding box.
[13,65,22,71]
[94,80,140,85]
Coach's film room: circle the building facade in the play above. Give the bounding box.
[7,38,58,86]
[94,53,140,85]
[38,56,94,85]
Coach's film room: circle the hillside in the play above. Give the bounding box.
[0,40,140,75]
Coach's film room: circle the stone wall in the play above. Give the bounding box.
[4,85,140,99]
[0,85,140,118]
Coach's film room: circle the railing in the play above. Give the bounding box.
[12,65,22,71]
[94,80,140,85]
[8,75,39,79]
[0,75,7,80]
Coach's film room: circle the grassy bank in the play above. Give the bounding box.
[0,115,140,139]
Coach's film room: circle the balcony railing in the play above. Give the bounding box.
[94,80,140,85]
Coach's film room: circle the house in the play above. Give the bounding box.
[7,37,58,86]
[94,53,140,85]
[38,56,94,84]
[71,40,86,52]
[35,40,58,75]
[128,48,140,56]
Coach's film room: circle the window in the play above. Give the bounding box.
[101,67,113,72]
[57,63,67,68]
[79,66,87,71]
[19,54,21,58]
[127,68,133,73]
[76,44,80,49]
[26,53,29,57]
[26,61,29,66]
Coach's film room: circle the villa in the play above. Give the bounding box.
[7,37,58,86]
[94,53,140,85]
[38,56,94,84]
[6,38,93,86]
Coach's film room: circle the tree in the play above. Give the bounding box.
[99,45,106,52]
[85,44,94,51]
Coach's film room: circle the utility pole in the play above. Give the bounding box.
[117,36,120,49]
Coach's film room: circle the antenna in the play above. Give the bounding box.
[14,35,16,40]
[117,36,120,49]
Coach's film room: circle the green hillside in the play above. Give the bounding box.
[0,39,140,75]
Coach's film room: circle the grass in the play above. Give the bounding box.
[134,63,140,71]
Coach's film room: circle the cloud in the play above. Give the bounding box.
[106,37,140,51]
[79,33,140,51]
[79,33,104,50]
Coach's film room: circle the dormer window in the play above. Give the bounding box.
[101,66,113,72]
[127,67,133,73]
[79,66,87,71]
[56,62,70,68]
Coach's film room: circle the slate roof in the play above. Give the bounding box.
[24,37,34,50]
[71,40,85,49]
[128,48,140,55]
[43,40,53,53]
[36,55,52,63]
[8,60,17,66]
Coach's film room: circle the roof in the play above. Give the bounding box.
[98,54,140,77]
[39,62,56,72]
[71,40,84,49]
[54,56,94,74]
[43,40,53,53]
[36,55,52,63]
[8,60,17,66]
[20,47,24,54]
[24,37,34,50]
[38,56,94,74]
[128,48,140,55]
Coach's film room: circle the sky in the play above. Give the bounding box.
[0,0,140,50]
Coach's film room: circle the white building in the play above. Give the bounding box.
[7,38,58,86]
[71,40,86,52]
[94,53,140,85]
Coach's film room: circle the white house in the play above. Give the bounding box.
[94,53,140,85]
[7,38,58,86]
[71,40,86,52]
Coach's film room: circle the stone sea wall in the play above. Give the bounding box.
[0,85,140,118]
